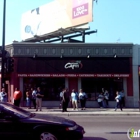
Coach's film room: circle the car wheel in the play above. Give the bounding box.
[40,132,57,140]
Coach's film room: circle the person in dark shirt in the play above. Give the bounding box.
[62,88,70,112]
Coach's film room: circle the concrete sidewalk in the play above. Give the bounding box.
[22,107,140,116]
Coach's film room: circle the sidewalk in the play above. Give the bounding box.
[22,107,140,116]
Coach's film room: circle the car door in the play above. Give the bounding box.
[0,107,17,139]
[0,106,33,140]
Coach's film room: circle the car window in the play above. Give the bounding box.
[0,107,12,120]
[0,103,33,119]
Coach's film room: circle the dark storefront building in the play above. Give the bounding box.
[4,42,133,107]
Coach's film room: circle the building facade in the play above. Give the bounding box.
[2,42,139,108]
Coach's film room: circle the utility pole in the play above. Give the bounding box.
[1,0,6,88]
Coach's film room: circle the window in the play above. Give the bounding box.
[23,77,65,100]
[81,78,123,101]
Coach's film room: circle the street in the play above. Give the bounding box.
[36,114,140,140]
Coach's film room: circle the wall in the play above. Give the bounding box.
[132,44,140,107]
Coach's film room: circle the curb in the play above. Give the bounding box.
[23,108,140,116]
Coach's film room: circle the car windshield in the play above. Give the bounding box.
[1,103,35,119]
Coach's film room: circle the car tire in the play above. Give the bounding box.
[40,132,58,140]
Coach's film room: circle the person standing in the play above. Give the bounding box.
[119,89,125,107]
[31,87,37,109]
[13,88,22,107]
[26,88,32,109]
[62,88,69,112]
[114,91,122,111]
[79,89,87,110]
[104,90,109,107]
[0,88,7,102]
[36,87,44,111]
[59,89,64,109]
[97,92,104,108]
[71,89,79,110]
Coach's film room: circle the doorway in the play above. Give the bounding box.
[68,78,78,94]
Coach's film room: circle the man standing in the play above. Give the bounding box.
[13,87,22,107]
[119,89,125,107]
[104,90,109,107]
[62,88,69,112]
[31,87,37,109]
[36,87,44,111]
[114,91,122,111]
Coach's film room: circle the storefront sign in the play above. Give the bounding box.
[17,74,130,77]
[64,61,83,69]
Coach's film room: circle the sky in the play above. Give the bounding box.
[0,0,140,45]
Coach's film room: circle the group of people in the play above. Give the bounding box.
[60,88,87,112]
[0,86,125,112]
[25,87,44,111]
[97,88,109,108]
[0,87,22,107]
[0,87,44,112]
[97,88,125,111]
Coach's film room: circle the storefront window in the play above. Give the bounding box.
[23,78,65,101]
[81,78,123,101]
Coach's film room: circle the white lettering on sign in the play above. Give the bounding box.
[65,62,80,69]
[73,6,88,17]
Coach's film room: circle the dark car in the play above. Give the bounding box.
[0,102,85,140]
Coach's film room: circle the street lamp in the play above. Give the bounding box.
[1,0,6,88]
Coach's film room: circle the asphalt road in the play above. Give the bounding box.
[36,114,140,140]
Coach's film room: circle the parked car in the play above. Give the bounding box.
[0,102,85,140]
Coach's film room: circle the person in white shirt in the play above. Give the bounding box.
[59,89,65,109]
[0,88,7,102]
[97,92,104,108]
[32,88,37,109]
[71,89,79,110]
[114,91,122,111]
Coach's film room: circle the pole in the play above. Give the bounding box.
[1,0,6,88]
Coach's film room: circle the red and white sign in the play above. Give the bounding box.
[17,74,130,78]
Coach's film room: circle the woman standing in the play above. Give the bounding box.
[79,89,87,110]
[71,89,79,110]
[26,89,32,109]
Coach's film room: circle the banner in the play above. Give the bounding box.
[17,74,130,77]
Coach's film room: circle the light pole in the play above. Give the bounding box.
[1,0,6,88]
